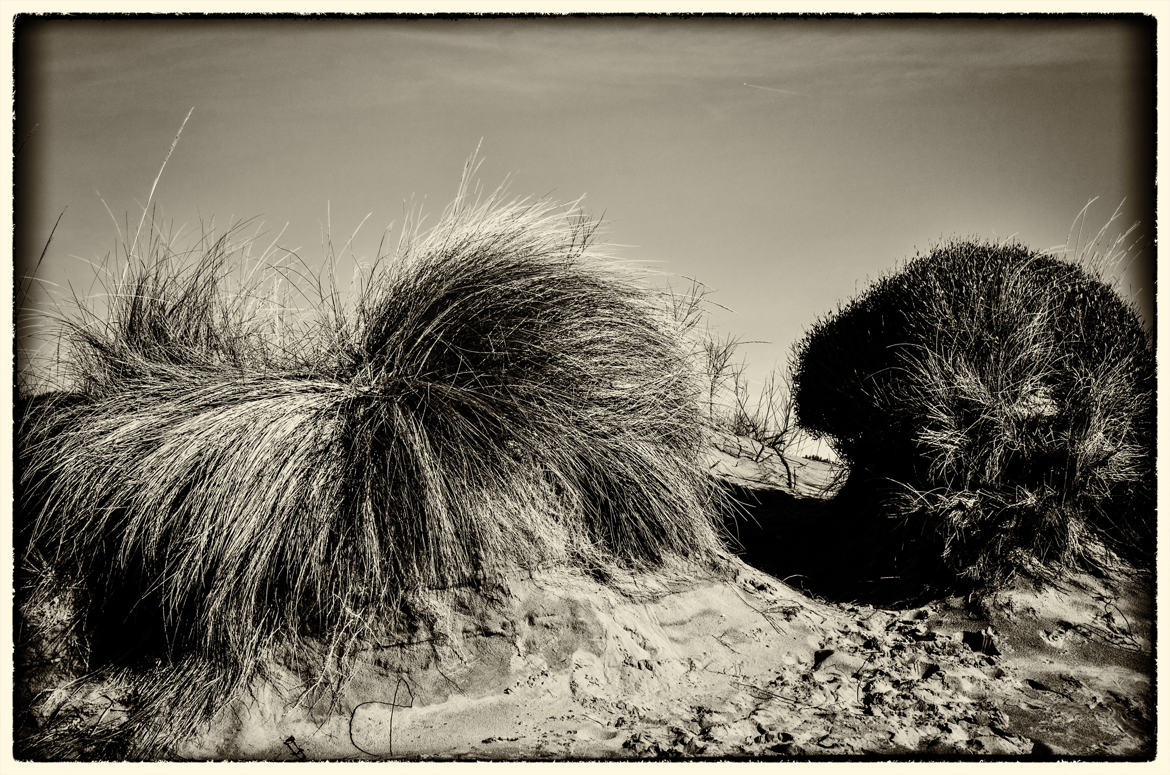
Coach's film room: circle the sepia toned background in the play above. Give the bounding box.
[14,15,1155,395]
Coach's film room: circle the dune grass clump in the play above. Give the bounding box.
[791,239,1153,585]
[16,185,727,753]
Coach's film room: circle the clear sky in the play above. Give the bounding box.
[14,15,1155,394]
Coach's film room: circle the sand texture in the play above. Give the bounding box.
[16,448,1153,760]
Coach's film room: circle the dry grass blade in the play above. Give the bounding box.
[130,107,194,258]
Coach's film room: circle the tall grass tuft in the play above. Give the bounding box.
[791,239,1153,585]
[16,181,727,754]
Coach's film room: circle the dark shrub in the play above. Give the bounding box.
[791,240,1153,583]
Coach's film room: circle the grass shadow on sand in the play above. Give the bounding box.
[719,475,969,609]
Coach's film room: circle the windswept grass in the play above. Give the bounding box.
[16,179,728,757]
[791,238,1153,585]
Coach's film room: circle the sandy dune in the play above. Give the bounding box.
[167,559,1150,760]
[17,447,1152,760]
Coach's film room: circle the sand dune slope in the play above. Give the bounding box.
[171,558,1149,760]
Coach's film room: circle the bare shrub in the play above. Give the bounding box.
[670,281,801,489]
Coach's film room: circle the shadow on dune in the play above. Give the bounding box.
[718,475,968,609]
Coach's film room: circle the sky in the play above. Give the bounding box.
[13,15,1156,404]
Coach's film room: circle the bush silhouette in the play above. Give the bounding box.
[16,188,727,752]
[791,240,1153,583]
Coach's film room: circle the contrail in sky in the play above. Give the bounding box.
[743,82,805,96]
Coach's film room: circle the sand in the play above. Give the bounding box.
[159,560,1148,760]
[15,444,1153,760]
